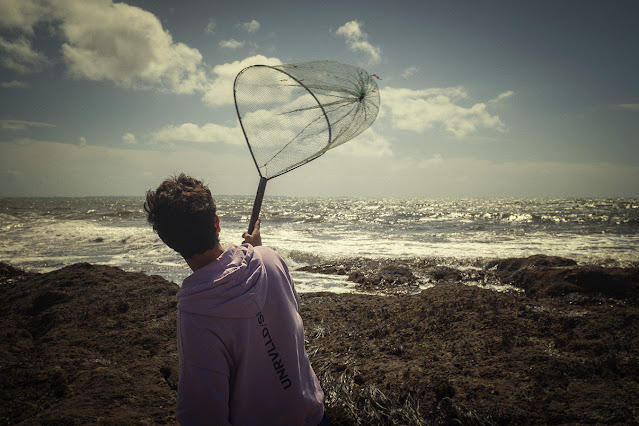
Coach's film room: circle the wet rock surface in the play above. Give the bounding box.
[1,256,638,425]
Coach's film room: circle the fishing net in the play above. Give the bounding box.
[234,60,381,232]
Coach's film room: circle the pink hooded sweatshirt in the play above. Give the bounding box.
[176,244,325,425]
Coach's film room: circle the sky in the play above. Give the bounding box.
[0,0,638,198]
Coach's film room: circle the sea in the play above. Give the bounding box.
[1,197,637,293]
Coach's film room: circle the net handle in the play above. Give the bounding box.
[248,176,268,234]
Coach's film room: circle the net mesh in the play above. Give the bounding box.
[234,60,380,179]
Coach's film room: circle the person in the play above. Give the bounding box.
[144,174,327,425]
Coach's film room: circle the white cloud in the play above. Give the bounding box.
[266,148,639,198]
[0,0,208,93]
[418,154,444,168]
[77,136,87,147]
[122,132,136,145]
[0,0,52,34]
[335,20,381,64]
[0,0,51,72]
[0,119,55,130]
[219,39,245,49]
[333,129,393,158]
[0,80,31,88]
[57,1,207,94]
[2,138,637,197]
[413,158,639,197]
[0,1,276,102]
[201,54,281,107]
[0,138,256,196]
[0,36,48,73]
[205,18,215,34]
[151,122,243,145]
[401,66,418,79]
[490,90,514,103]
[381,86,509,138]
[241,20,260,33]
[617,104,639,111]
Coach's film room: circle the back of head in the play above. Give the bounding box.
[144,174,218,259]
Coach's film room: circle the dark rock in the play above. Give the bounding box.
[491,255,639,299]
[488,254,577,273]
[0,262,179,424]
[349,263,420,293]
[425,266,462,282]
[2,259,638,425]
[0,263,36,284]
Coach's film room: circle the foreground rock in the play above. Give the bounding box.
[1,263,179,424]
[1,258,638,425]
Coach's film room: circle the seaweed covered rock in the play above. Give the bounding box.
[299,260,422,294]
[348,264,420,294]
[0,263,179,424]
[423,266,463,283]
[303,281,639,425]
[2,260,639,425]
[488,254,577,272]
[0,262,35,284]
[490,255,639,298]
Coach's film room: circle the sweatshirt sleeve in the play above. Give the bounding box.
[176,363,231,426]
[177,311,232,425]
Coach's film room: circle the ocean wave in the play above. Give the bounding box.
[3,197,638,286]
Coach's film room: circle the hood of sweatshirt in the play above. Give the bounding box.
[176,244,268,319]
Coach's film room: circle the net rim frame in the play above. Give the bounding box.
[233,63,333,181]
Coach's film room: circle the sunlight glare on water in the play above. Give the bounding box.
[1,196,637,290]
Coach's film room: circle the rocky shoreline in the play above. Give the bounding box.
[1,256,638,425]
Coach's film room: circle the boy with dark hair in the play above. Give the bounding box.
[145,174,326,425]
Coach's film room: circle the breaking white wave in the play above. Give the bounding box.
[1,196,637,291]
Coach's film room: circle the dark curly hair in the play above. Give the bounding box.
[144,174,218,259]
